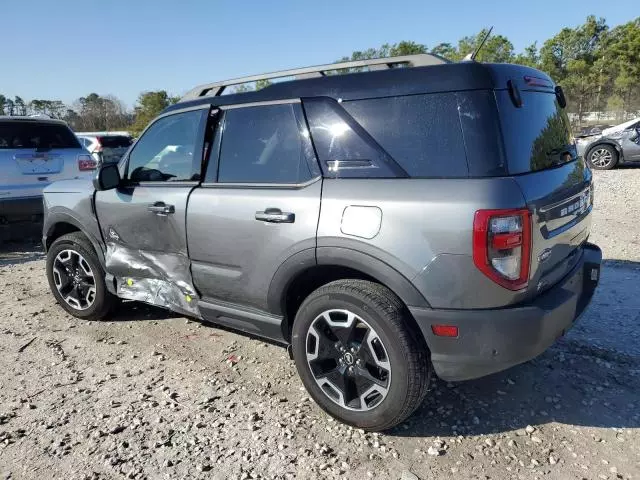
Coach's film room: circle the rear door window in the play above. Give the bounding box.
[0,122,81,149]
[343,93,469,177]
[496,91,576,174]
[213,103,315,184]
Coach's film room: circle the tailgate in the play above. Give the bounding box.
[1,148,84,199]
[495,87,593,297]
[15,151,64,175]
[515,160,592,296]
[1,120,86,199]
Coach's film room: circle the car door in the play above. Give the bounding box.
[94,105,208,314]
[187,100,322,336]
[620,122,640,161]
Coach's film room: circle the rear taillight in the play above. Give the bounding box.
[473,209,531,291]
[77,154,97,171]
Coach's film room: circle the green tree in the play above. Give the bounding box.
[430,42,458,61]
[14,96,27,116]
[514,42,540,68]
[337,41,428,70]
[0,95,5,115]
[132,90,178,136]
[457,29,515,62]
[4,98,15,115]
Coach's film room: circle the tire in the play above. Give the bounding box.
[291,279,431,431]
[587,144,618,170]
[46,232,115,321]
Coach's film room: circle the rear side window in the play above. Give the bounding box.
[214,103,314,184]
[343,94,469,177]
[0,122,80,150]
[496,91,575,174]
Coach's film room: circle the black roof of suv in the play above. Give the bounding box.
[167,56,555,113]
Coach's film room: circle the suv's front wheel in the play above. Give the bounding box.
[46,232,115,321]
[292,280,431,431]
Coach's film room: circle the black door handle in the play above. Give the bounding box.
[147,202,175,216]
[255,208,295,223]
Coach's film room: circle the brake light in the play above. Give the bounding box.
[77,154,97,171]
[473,209,531,290]
[524,75,553,88]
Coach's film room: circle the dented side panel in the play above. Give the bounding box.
[95,184,200,316]
[106,243,199,316]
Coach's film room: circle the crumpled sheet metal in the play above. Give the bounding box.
[105,243,200,317]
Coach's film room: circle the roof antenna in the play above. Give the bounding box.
[463,26,493,62]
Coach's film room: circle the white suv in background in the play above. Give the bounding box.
[0,117,96,223]
[76,132,133,165]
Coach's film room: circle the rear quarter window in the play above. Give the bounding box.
[342,93,469,178]
[0,122,80,149]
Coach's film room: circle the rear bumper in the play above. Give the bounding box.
[0,196,43,219]
[410,243,602,381]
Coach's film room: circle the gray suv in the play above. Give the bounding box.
[42,54,602,431]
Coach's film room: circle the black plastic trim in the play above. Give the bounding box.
[315,246,430,308]
[199,298,286,344]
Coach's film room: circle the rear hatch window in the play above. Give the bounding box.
[496,91,576,174]
[98,135,133,163]
[0,121,81,150]
[99,135,132,148]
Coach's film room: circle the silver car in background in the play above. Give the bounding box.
[576,117,640,169]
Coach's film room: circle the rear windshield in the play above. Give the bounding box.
[496,91,576,174]
[99,135,133,148]
[0,121,80,150]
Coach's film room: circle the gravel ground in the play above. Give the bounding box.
[0,168,639,480]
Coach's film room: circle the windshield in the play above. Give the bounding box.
[0,121,81,150]
[496,91,576,174]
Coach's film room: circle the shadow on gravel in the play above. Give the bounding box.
[110,301,180,322]
[0,219,44,266]
[393,258,640,438]
[392,353,639,438]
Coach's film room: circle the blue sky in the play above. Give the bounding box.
[2,0,636,107]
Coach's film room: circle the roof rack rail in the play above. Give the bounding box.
[180,53,449,102]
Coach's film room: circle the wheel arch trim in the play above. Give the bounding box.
[267,247,432,341]
[44,210,105,265]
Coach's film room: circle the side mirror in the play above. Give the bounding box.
[93,163,121,191]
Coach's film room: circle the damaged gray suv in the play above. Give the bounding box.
[43,54,602,431]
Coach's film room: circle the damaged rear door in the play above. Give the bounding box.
[94,105,209,315]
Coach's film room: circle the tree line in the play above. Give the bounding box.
[340,15,639,125]
[0,91,179,136]
[2,15,638,132]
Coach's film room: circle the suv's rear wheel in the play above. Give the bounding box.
[292,280,431,431]
[587,144,618,170]
[46,232,115,321]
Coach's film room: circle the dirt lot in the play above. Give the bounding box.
[0,169,639,480]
